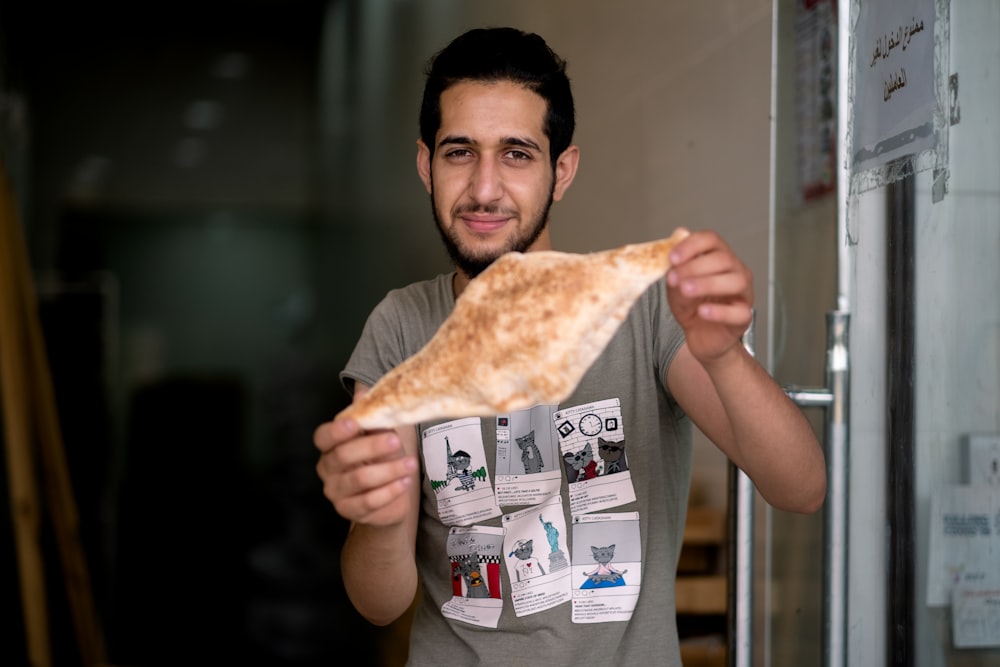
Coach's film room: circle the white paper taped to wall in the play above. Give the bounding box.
[925,484,1000,607]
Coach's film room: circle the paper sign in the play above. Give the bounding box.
[952,587,1000,648]
[925,484,1000,607]
[852,0,937,172]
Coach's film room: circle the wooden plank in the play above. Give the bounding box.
[680,639,727,667]
[683,506,726,545]
[1,162,52,666]
[1,164,108,665]
[675,575,727,615]
[677,545,715,574]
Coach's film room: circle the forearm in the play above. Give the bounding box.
[341,520,419,626]
[695,346,827,513]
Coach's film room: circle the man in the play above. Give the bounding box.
[314,26,825,665]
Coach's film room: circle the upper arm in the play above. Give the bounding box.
[666,343,739,459]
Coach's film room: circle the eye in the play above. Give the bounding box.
[443,147,474,160]
[504,149,533,162]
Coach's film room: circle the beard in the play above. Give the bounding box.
[430,186,555,279]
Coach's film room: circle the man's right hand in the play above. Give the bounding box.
[314,387,420,527]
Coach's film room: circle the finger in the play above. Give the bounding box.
[696,300,753,326]
[343,455,416,493]
[336,475,413,523]
[668,247,742,293]
[324,459,415,513]
[674,270,750,301]
[313,417,361,453]
[671,237,741,274]
[321,431,406,474]
[668,229,722,266]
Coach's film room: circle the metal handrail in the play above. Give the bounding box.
[729,314,757,667]
[730,310,849,667]
[784,311,850,667]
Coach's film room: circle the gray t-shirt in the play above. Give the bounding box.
[341,272,692,666]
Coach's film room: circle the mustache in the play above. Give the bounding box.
[453,203,518,217]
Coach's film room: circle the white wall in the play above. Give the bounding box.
[912,2,1000,664]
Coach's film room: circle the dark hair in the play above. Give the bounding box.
[419,27,575,167]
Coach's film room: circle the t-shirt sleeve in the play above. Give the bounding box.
[339,293,407,396]
[338,276,451,398]
[649,277,686,386]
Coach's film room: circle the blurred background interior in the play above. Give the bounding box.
[0,1,805,665]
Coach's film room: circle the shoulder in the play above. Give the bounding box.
[342,273,456,390]
[365,273,454,330]
[363,272,456,356]
[377,273,455,316]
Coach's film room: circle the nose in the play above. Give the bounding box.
[469,156,503,204]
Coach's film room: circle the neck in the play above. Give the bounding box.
[453,271,472,298]
[451,228,554,298]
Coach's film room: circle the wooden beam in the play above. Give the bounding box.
[1,163,108,666]
[0,161,52,666]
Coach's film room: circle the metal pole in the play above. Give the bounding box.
[815,0,854,661]
[729,313,756,667]
[822,311,850,667]
[782,311,849,667]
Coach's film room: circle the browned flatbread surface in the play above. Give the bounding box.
[339,228,690,429]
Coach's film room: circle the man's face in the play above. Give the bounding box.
[417,80,577,278]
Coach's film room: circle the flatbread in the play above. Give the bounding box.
[339,228,690,429]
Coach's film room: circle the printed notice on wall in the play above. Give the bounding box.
[925,485,1000,609]
[852,0,936,173]
[952,587,1000,648]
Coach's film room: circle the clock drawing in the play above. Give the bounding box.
[578,413,603,436]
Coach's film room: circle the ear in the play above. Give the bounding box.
[551,144,580,202]
[416,139,433,194]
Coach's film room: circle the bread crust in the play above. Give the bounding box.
[339,228,690,429]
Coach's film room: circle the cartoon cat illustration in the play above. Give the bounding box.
[442,436,479,491]
[597,436,628,474]
[562,442,598,483]
[582,544,627,588]
[516,429,544,474]
[508,539,546,582]
[453,553,491,598]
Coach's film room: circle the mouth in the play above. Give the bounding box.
[455,205,516,234]
[460,213,510,234]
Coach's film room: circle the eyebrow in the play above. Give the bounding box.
[437,135,543,152]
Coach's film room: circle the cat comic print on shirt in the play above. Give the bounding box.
[494,405,562,507]
[554,398,637,515]
[423,417,502,526]
[571,512,642,624]
[441,525,505,628]
[502,495,572,617]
